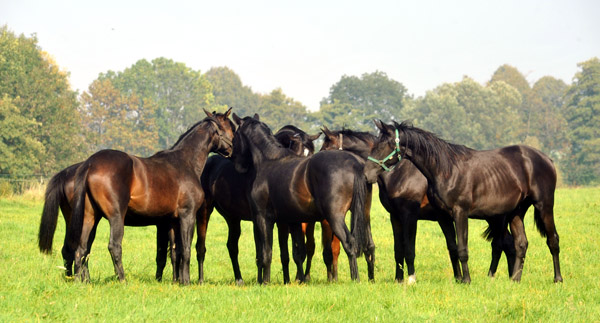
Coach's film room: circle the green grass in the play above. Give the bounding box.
[0,187,599,321]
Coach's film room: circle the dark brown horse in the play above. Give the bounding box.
[66,108,235,284]
[364,120,562,283]
[38,162,176,281]
[320,127,516,283]
[231,114,374,284]
[197,123,320,285]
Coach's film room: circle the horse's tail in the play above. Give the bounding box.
[481,216,508,242]
[534,208,548,238]
[38,170,69,254]
[66,162,90,253]
[350,172,369,256]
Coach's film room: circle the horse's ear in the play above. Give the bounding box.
[321,125,334,138]
[203,108,214,118]
[225,107,233,118]
[232,113,243,126]
[253,113,260,121]
[308,133,321,141]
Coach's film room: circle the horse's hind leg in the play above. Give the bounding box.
[276,222,291,284]
[535,201,563,283]
[226,218,244,285]
[328,216,360,281]
[155,224,169,281]
[289,223,307,283]
[107,214,126,281]
[303,222,316,282]
[509,213,528,282]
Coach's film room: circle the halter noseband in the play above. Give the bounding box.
[367,129,402,172]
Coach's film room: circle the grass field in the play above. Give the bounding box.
[0,187,598,321]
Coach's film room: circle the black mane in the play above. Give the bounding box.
[394,121,472,175]
[243,118,294,160]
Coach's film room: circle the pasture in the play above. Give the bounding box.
[0,187,598,321]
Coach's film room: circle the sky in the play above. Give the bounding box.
[2,0,599,111]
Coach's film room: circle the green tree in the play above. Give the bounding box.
[80,79,159,156]
[563,57,600,185]
[255,88,314,132]
[99,58,214,148]
[0,95,44,175]
[0,25,82,175]
[410,77,523,150]
[204,66,259,117]
[320,71,409,131]
[530,76,568,156]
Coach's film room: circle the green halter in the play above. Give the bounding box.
[367,129,402,172]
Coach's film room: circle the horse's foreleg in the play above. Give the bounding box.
[178,211,196,285]
[364,185,376,282]
[403,205,418,284]
[195,204,211,284]
[453,210,470,284]
[390,213,406,283]
[437,214,460,280]
[253,214,273,285]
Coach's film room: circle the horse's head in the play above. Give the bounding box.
[320,126,376,160]
[204,107,235,157]
[275,125,320,157]
[364,120,405,183]
[231,113,269,173]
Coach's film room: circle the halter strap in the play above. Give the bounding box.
[367,129,402,172]
[338,133,343,150]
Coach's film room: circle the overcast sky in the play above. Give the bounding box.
[3,0,599,111]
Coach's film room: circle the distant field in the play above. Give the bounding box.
[0,187,598,321]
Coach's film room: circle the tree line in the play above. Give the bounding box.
[1,26,599,186]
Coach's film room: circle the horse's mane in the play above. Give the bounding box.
[276,125,315,153]
[338,128,377,143]
[244,119,294,160]
[394,121,472,175]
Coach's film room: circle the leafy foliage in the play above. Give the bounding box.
[0,26,82,175]
[563,57,600,185]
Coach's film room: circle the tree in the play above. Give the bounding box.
[99,58,215,148]
[80,79,159,156]
[0,95,44,175]
[0,25,82,175]
[204,66,260,117]
[255,88,314,132]
[530,76,568,156]
[409,77,523,150]
[320,71,409,131]
[563,57,600,185]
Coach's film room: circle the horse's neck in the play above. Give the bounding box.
[176,124,215,174]
[344,136,375,160]
[407,153,451,192]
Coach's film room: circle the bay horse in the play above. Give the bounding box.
[320,127,516,283]
[38,162,176,281]
[66,108,235,284]
[231,114,374,284]
[364,120,562,283]
[197,122,320,285]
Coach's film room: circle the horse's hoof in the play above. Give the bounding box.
[407,275,416,285]
[235,279,244,286]
[554,276,563,283]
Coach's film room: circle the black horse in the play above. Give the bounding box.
[365,120,562,283]
[231,114,374,284]
[38,162,176,281]
[320,126,515,283]
[197,122,320,285]
[66,109,235,284]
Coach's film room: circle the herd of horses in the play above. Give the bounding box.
[37,108,563,285]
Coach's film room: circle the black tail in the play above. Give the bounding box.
[66,163,90,253]
[38,170,69,254]
[534,208,548,238]
[350,172,369,256]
